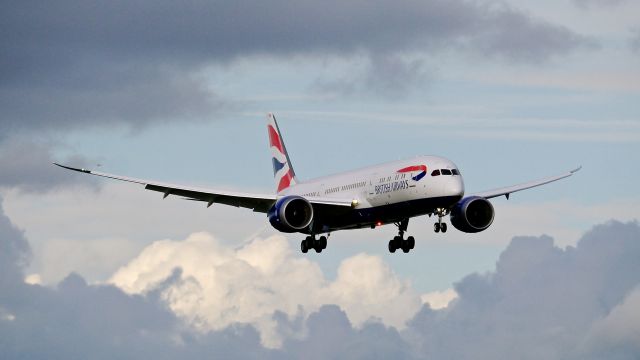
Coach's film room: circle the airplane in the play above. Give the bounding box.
[55,113,581,254]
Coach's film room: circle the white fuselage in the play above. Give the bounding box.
[280,155,464,219]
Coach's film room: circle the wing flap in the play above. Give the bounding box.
[471,166,581,200]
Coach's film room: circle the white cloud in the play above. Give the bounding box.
[1,183,267,284]
[24,274,42,285]
[109,232,422,348]
[582,287,640,353]
[34,237,142,284]
[421,288,458,310]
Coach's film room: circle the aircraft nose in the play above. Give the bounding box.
[448,177,465,198]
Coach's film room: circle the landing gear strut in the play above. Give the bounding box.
[388,219,415,253]
[301,234,328,253]
[433,208,448,233]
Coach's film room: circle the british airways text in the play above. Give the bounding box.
[375,180,410,195]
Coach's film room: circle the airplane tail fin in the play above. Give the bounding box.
[267,113,298,193]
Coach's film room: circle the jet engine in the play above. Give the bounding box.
[450,196,494,233]
[268,196,314,233]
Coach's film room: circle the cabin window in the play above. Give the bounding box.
[431,170,441,176]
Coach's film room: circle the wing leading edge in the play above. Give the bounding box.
[471,166,582,200]
[53,163,354,213]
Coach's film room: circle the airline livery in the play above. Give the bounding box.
[55,113,581,254]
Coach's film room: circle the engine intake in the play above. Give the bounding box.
[268,196,314,233]
[450,196,494,233]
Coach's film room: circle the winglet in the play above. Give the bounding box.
[53,162,91,174]
[570,166,582,174]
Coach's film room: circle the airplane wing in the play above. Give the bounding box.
[470,166,582,200]
[53,163,354,213]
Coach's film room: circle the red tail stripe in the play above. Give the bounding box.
[268,125,284,154]
[277,171,294,192]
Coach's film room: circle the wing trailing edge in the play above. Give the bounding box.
[53,163,353,213]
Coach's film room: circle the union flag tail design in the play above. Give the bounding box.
[267,113,298,193]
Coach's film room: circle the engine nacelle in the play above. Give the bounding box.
[450,196,495,233]
[268,196,314,233]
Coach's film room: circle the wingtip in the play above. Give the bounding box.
[570,165,582,174]
[53,162,91,173]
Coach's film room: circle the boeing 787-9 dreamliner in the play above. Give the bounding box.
[56,113,580,254]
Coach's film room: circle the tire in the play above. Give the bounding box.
[407,236,415,249]
[434,223,440,233]
[402,242,410,253]
[388,240,396,253]
[441,223,447,233]
[301,240,308,253]
[319,236,327,250]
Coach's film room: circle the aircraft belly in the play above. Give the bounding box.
[315,195,462,233]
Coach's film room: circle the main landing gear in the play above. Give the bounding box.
[388,219,415,253]
[301,235,327,253]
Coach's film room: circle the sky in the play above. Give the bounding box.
[0,0,639,358]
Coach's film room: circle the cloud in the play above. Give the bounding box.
[2,185,639,360]
[405,220,640,359]
[280,305,415,360]
[312,54,431,99]
[0,202,277,359]
[471,4,597,63]
[581,287,640,356]
[0,0,591,131]
[109,232,422,347]
[0,138,96,193]
[573,0,629,9]
[421,288,458,309]
[0,195,30,287]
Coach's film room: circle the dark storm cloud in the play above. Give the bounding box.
[405,220,640,359]
[0,196,30,287]
[312,55,431,98]
[0,139,96,193]
[0,0,591,133]
[573,0,629,8]
[280,305,415,359]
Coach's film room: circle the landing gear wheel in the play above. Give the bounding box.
[388,239,397,253]
[434,222,441,233]
[407,236,415,250]
[319,236,327,250]
[301,239,309,253]
[441,223,447,233]
[401,242,410,253]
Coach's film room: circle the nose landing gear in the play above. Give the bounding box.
[433,208,448,233]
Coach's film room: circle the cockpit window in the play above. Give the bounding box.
[441,169,452,175]
[431,169,441,176]
[451,169,459,175]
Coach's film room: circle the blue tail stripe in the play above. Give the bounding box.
[272,158,286,176]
